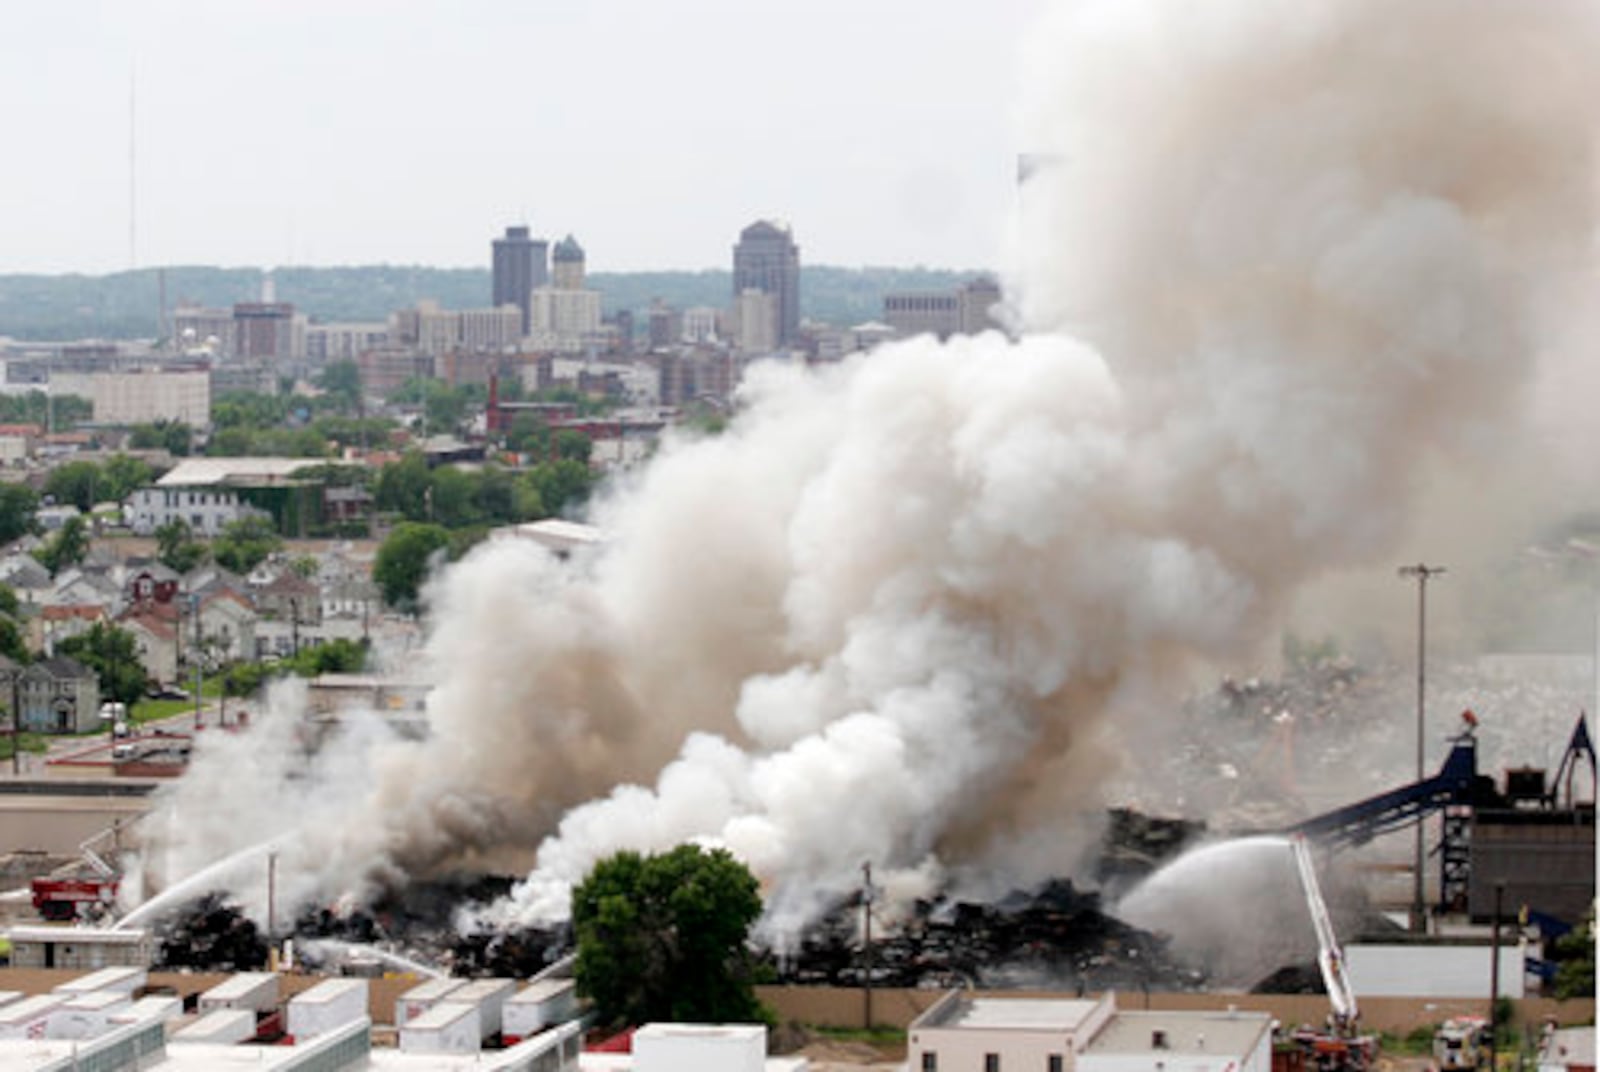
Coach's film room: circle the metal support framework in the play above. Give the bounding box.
[1438,808,1472,913]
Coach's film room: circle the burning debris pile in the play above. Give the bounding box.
[776,878,1203,992]
[154,894,266,973]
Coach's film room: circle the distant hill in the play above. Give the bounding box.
[0,264,991,342]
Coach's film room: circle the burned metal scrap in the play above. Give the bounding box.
[772,877,1205,992]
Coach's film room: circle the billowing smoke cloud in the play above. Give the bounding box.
[134,0,1599,940]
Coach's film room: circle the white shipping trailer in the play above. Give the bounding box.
[173,1008,259,1045]
[199,971,280,1014]
[0,994,67,1040]
[502,978,578,1044]
[48,989,131,1040]
[399,1000,482,1055]
[451,977,515,1039]
[53,966,147,996]
[286,977,368,1041]
[395,976,467,1027]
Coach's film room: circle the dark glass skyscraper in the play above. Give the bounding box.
[492,225,549,335]
[732,220,800,346]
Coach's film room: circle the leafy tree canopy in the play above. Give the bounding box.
[128,420,192,456]
[211,516,283,574]
[35,515,89,577]
[155,519,208,574]
[573,845,766,1030]
[0,484,38,545]
[372,521,451,612]
[59,622,147,706]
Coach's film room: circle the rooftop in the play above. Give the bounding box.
[1085,1009,1273,1057]
[156,457,326,488]
[928,996,1104,1032]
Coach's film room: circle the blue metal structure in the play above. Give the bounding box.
[1285,726,1500,849]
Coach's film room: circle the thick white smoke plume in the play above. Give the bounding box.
[136,0,1598,940]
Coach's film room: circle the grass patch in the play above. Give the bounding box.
[0,733,51,759]
[811,1025,908,1047]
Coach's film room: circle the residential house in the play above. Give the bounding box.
[198,590,257,665]
[0,554,52,608]
[252,568,321,628]
[37,603,106,656]
[120,560,181,607]
[118,604,180,686]
[183,564,250,605]
[47,567,121,614]
[5,655,101,734]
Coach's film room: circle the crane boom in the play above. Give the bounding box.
[1290,833,1358,1026]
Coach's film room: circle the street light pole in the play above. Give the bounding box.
[1398,563,1445,934]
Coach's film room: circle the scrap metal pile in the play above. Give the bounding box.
[774,877,1204,991]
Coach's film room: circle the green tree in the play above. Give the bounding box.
[372,522,450,612]
[555,429,593,464]
[530,459,596,518]
[129,420,191,456]
[99,454,154,503]
[211,516,282,574]
[0,616,28,665]
[573,845,765,1030]
[0,485,39,544]
[155,519,208,574]
[317,360,363,412]
[1553,907,1595,999]
[58,623,147,706]
[426,466,480,529]
[44,460,101,513]
[35,515,89,576]
[375,452,432,521]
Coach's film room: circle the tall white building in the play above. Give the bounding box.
[529,287,603,353]
[52,369,211,427]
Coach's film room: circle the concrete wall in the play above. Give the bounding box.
[754,987,1597,1037]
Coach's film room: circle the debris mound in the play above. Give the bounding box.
[155,894,267,972]
[774,878,1205,992]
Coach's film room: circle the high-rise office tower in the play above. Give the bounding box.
[492,225,549,335]
[732,220,800,347]
[551,234,586,290]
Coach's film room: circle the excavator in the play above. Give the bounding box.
[1283,834,1379,1072]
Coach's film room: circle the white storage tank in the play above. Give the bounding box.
[53,966,147,997]
[286,977,368,1041]
[0,994,68,1040]
[634,1023,768,1072]
[399,1000,482,1055]
[502,978,579,1044]
[173,1008,259,1045]
[199,972,280,1015]
[395,976,466,1027]
[48,989,131,1040]
[451,977,516,1039]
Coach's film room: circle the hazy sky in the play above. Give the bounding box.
[4,0,1047,275]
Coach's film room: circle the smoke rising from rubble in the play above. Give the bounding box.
[135,0,1599,938]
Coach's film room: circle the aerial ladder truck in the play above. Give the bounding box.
[1286,834,1379,1072]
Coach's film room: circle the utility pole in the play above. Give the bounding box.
[1488,882,1504,1071]
[1398,563,1445,934]
[192,593,203,730]
[267,850,278,971]
[861,861,873,1031]
[8,670,18,776]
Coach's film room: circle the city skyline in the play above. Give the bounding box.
[2,0,1046,276]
